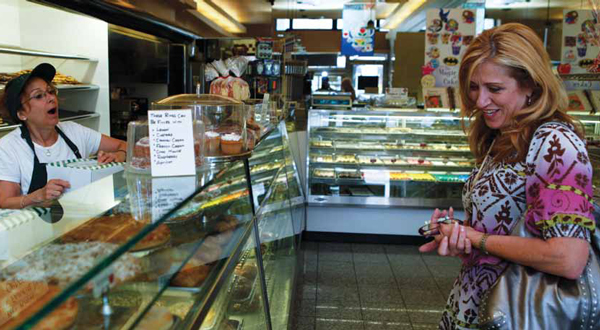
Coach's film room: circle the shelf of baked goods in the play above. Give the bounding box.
[0,45,99,61]
[311,167,469,184]
[0,164,256,330]
[309,153,474,172]
[310,140,471,157]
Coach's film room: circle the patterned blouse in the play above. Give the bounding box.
[439,122,595,329]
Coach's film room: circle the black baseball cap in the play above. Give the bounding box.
[4,63,56,123]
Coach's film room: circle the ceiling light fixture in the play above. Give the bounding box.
[188,0,246,35]
[383,0,427,30]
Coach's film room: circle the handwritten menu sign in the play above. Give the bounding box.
[151,176,197,223]
[0,280,49,326]
[148,110,196,177]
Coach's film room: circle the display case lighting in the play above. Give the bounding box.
[349,55,387,61]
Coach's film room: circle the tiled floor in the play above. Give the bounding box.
[291,242,462,330]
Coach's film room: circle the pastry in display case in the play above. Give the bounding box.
[307,109,476,208]
[0,122,302,330]
[152,94,249,159]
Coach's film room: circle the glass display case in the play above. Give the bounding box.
[307,109,473,209]
[307,109,600,209]
[0,122,303,330]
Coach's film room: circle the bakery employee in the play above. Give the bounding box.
[0,63,127,209]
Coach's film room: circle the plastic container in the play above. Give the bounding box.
[153,94,248,158]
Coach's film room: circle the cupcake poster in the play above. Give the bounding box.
[424,8,483,87]
[561,10,600,74]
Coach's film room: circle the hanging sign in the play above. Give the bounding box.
[341,3,375,56]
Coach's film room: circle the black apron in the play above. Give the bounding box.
[20,125,82,194]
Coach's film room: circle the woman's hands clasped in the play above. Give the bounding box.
[419,207,473,257]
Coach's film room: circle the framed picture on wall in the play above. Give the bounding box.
[566,91,592,112]
[423,87,450,109]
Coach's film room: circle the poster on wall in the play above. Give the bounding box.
[560,10,600,75]
[341,3,375,56]
[423,8,483,88]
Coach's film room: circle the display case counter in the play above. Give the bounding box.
[307,109,473,209]
[0,122,303,330]
[305,108,600,237]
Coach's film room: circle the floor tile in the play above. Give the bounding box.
[364,320,413,330]
[315,318,364,330]
[353,252,390,264]
[360,302,410,323]
[408,309,444,325]
[352,243,386,253]
[355,263,393,277]
[359,286,403,303]
[294,299,317,317]
[396,277,439,291]
[412,323,441,330]
[387,254,426,266]
[319,251,354,263]
[297,283,317,301]
[319,261,355,273]
[391,266,431,279]
[316,300,363,320]
[401,289,446,308]
[317,287,361,302]
[385,245,421,255]
[291,316,316,330]
[320,242,353,253]
[356,274,397,286]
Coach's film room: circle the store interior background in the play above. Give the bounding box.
[0,0,593,221]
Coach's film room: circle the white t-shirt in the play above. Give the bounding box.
[0,121,102,194]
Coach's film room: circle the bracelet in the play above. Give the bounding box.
[116,150,126,154]
[480,233,491,255]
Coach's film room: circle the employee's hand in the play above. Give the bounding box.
[97,150,125,164]
[36,179,71,202]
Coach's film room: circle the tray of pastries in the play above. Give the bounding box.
[313,169,335,179]
[334,154,357,164]
[61,214,172,252]
[336,169,362,180]
[311,140,333,148]
[357,155,382,165]
[311,155,334,163]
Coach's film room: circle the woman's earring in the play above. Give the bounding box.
[526,95,532,106]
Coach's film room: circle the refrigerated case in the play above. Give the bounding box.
[307,109,473,209]
[0,122,303,330]
[305,108,600,237]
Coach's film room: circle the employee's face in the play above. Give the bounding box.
[468,61,532,130]
[19,77,59,129]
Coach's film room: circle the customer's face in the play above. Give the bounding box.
[468,61,532,130]
[18,77,59,129]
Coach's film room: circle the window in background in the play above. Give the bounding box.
[276,18,291,31]
[336,18,343,30]
[292,18,334,30]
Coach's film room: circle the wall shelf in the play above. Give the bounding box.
[0,45,98,61]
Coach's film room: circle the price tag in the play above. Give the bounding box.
[151,176,197,223]
[148,109,196,177]
[386,88,408,98]
[92,264,114,298]
[363,170,390,184]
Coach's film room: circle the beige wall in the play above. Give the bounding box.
[393,32,425,100]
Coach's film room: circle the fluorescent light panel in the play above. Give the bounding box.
[194,0,246,34]
[383,0,427,30]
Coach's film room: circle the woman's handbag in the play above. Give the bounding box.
[478,203,600,330]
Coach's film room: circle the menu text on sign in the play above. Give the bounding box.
[148,110,196,177]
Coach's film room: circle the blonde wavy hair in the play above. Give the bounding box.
[459,23,582,164]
